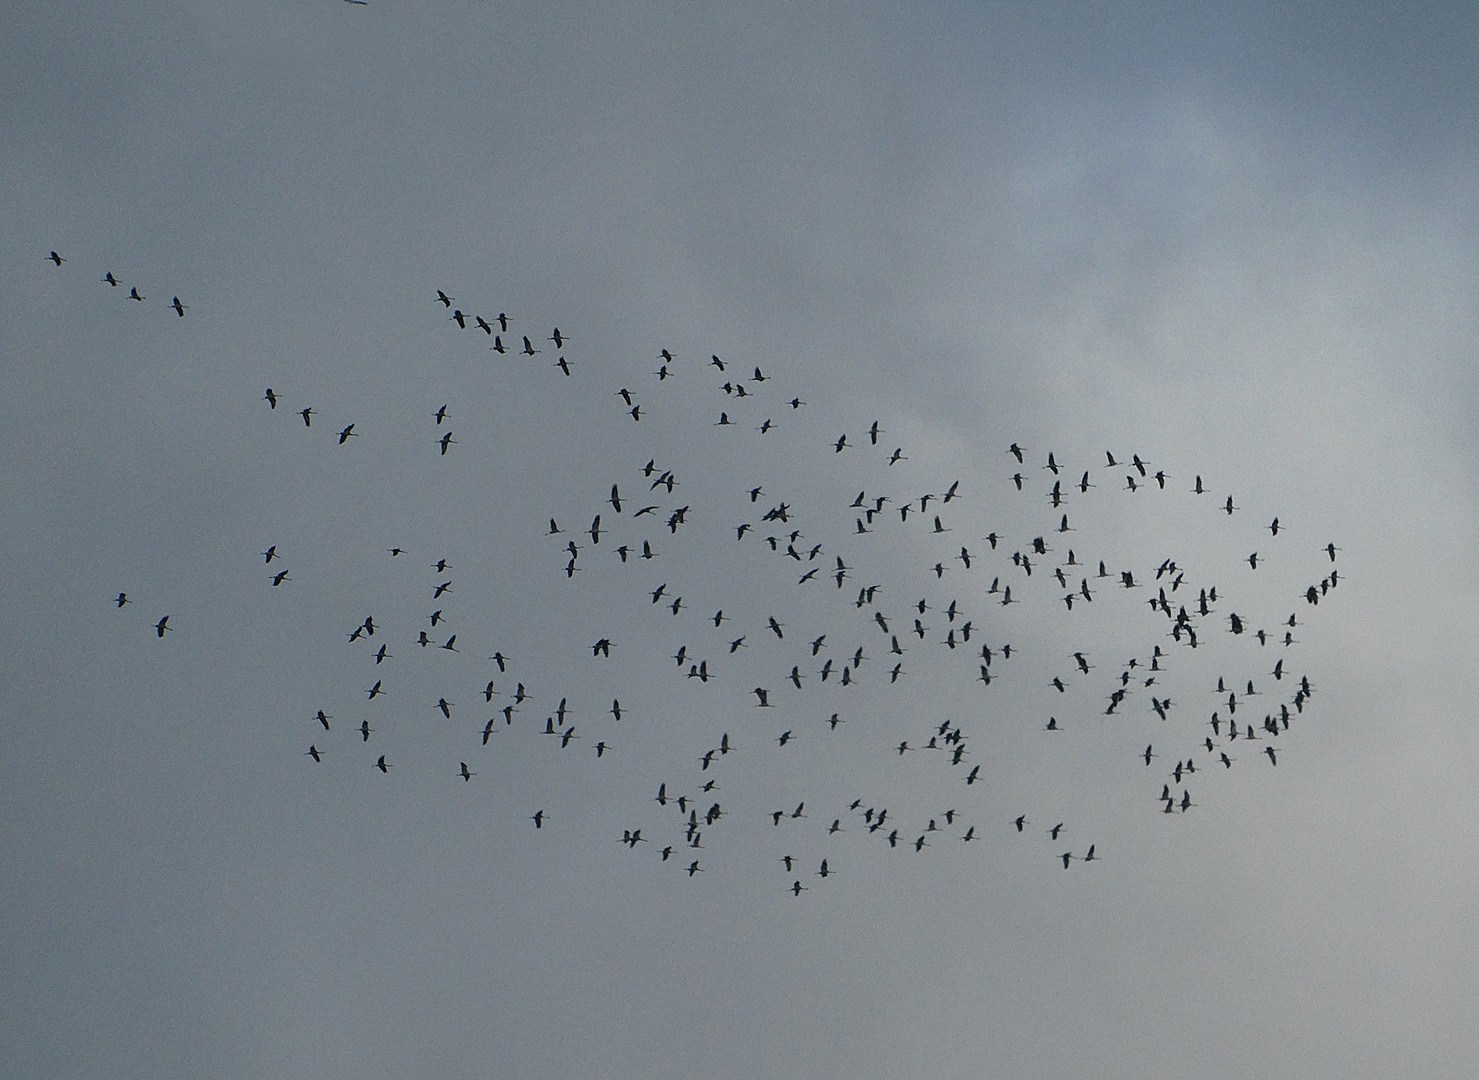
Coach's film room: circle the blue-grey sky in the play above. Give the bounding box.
[4,3,1478,1079]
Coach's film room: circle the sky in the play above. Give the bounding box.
[4,3,1479,1078]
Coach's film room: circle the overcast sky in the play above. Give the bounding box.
[4,3,1479,1079]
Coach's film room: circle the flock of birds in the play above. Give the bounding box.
[70,252,1344,892]
[47,251,187,316]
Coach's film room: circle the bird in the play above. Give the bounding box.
[129,287,145,301]
[48,251,64,266]
[171,297,186,317]
[375,755,390,773]
[264,389,278,409]
[338,424,358,444]
[459,762,475,781]
[102,272,120,286]
[155,615,170,637]
[115,592,130,608]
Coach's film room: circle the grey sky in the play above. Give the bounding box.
[4,3,1478,1079]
